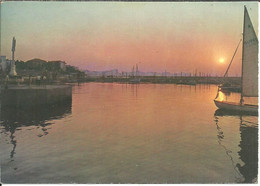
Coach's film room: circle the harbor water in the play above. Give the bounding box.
[0,83,258,183]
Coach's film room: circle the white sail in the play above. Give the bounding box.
[241,7,258,97]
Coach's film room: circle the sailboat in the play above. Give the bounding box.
[129,64,141,83]
[214,6,258,113]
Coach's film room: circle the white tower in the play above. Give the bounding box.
[9,37,17,76]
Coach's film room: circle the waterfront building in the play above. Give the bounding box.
[47,60,67,71]
[0,56,7,71]
[60,61,66,71]
[0,56,12,73]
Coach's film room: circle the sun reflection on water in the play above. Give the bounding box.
[218,91,225,101]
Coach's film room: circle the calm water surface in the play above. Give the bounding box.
[0,83,258,183]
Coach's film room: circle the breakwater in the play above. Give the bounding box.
[0,76,241,85]
[85,76,241,85]
[0,85,72,107]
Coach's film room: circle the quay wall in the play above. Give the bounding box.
[0,85,72,107]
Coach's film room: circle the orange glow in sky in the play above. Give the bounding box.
[0,2,258,76]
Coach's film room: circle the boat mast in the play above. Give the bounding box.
[240,6,246,105]
[136,64,138,77]
[132,65,135,77]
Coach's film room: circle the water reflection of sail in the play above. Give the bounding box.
[214,113,243,182]
[0,100,72,158]
[214,111,258,183]
[236,123,258,183]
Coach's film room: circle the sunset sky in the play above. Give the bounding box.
[0,2,258,75]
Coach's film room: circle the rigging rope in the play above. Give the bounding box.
[223,39,242,78]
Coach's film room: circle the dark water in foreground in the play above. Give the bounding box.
[0,83,258,183]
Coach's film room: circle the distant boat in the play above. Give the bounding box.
[218,83,241,93]
[214,6,258,114]
[129,78,141,83]
[176,79,196,85]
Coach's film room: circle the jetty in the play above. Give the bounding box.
[0,85,72,107]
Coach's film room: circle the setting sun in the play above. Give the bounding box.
[219,58,225,64]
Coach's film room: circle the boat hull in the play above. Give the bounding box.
[219,86,241,93]
[214,100,258,113]
[129,78,141,84]
[176,82,196,86]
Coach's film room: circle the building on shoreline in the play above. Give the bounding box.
[0,56,12,72]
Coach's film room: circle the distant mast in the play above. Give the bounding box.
[9,37,17,76]
[132,65,135,77]
[136,64,138,77]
